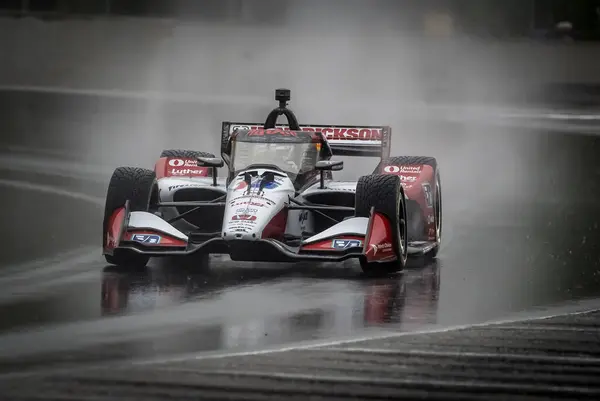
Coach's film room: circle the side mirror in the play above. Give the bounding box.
[315,160,343,171]
[197,157,224,186]
[315,160,343,188]
[197,157,224,168]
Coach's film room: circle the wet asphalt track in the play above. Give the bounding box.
[0,92,600,381]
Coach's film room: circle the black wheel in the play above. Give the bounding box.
[160,149,216,175]
[355,174,408,275]
[103,167,158,268]
[375,155,442,257]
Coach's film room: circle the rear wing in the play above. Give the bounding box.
[221,122,391,159]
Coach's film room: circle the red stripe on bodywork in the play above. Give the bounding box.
[261,209,288,241]
[302,235,365,251]
[154,157,169,180]
[105,207,126,251]
[125,230,187,247]
[363,212,396,263]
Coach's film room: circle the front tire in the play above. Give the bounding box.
[103,167,158,268]
[355,174,408,276]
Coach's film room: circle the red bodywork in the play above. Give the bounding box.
[300,211,400,263]
[104,206,188,252]
[154,157,210,180]
[380,164,436,242]
[261,209,289,241]
[363,211,397,263]
[105,207,126,252]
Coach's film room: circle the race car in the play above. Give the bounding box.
[103,88,442,275]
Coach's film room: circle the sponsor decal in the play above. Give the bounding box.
[332,239,363,249]
[400,175,417,182]
[247,128,297,137]
[231,201,268,208]
[302,236,364,251]
[231,125,382,141]
[383,165,422,174]
[229,195,275,206]
[427,214,435,224]
[131,234,161,244]
[428,228,436,236]
[234,181,248,191]
[229,224,255,232]
[321,128,381,141]
[365,212,397,263]
[298,210,309,231]
[235,180,281,191]
[370,242,392,255]
[168,184,204,191]
[171,168,207,176]
[106,232,116,249]
[231,214,257,221]
[422,182,433,208]
[168,158,197,167]
[236,207,258,214]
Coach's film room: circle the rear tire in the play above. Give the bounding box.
[375,155,442,257]
[103,167,158,268]
[355,174,408,276]
[373,155,437,174]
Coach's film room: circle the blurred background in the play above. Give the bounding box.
[0,0,599,378]
[1,0,599,166]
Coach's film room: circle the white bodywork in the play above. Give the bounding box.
[302,180,358,197]
[222,168,295,240]
[157,176,227,197]
[128,211,188,241]
[302,218,368,244]
[149,170,422,255]
[153,170,368,245]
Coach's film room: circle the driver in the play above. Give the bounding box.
[274,144,300,172]
[250,143,300,173]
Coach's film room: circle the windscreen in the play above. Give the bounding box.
[231,140,319,179]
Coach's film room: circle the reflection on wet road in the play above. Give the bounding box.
[1,94,600,374]
[0,257,440,372]
[101,261,440,347]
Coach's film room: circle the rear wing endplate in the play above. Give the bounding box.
[221,122,391,159]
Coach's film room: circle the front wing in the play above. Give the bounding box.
[104,205,432,263]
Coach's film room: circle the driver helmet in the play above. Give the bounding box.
[272,144,299,171]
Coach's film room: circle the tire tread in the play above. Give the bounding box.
[355,174,407,275]
[102,167,156,268]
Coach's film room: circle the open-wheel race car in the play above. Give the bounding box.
[103,89,442,275]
